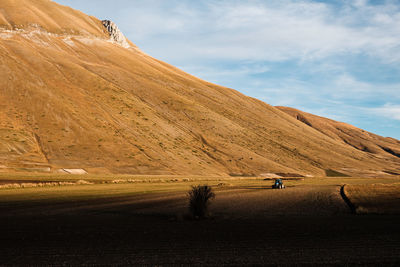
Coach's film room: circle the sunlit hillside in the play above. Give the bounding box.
[1,0,399,176]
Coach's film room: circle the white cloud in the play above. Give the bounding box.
[107,0,400,64]
[181,64,270,80]
[58,0,400,64]
[372,104,400,121]
[330,74,400,101]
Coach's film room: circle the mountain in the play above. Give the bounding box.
[277,106,400,176]
[1,0,399,176]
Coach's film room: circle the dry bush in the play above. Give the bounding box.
[217,182,233,187]
[0,180,93,190]
[76,180,94,185]
[188,185,215,218]
[355,206,370,214]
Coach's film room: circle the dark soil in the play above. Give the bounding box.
[0,186,399,266]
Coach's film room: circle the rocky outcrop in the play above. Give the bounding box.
[102,20,130,48]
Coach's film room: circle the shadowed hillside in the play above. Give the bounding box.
[1,0,399,176]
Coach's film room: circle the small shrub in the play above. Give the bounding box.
[355,206,369,214]
[188,185,215,218]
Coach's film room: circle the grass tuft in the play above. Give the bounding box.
[188,185,215,218]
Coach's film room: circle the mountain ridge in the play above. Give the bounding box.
[277,106,400,163]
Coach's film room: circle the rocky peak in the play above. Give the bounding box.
[102,20,130,48]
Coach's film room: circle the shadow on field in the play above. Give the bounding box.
[234,186,274,190]
[0,184,399,265]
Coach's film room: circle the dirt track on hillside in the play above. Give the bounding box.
[1,184,399,265]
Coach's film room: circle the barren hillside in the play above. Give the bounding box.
[1,0,399,176]
[277,106,400,176]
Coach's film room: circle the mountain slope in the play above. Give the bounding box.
[0,0,105,36]
[277,106,400,175]
[1,0,399,176]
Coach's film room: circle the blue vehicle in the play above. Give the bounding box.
[272,178,285,189]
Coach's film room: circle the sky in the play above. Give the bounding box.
[56,0,400,139]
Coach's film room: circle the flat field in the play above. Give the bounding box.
[344,183,400,214]
[0,173,399,265]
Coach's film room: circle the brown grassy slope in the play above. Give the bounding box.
[0,0,106,36]
[1,0,400,176]
[277,106,400,175]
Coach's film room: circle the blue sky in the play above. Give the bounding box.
[57,0,400,139]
